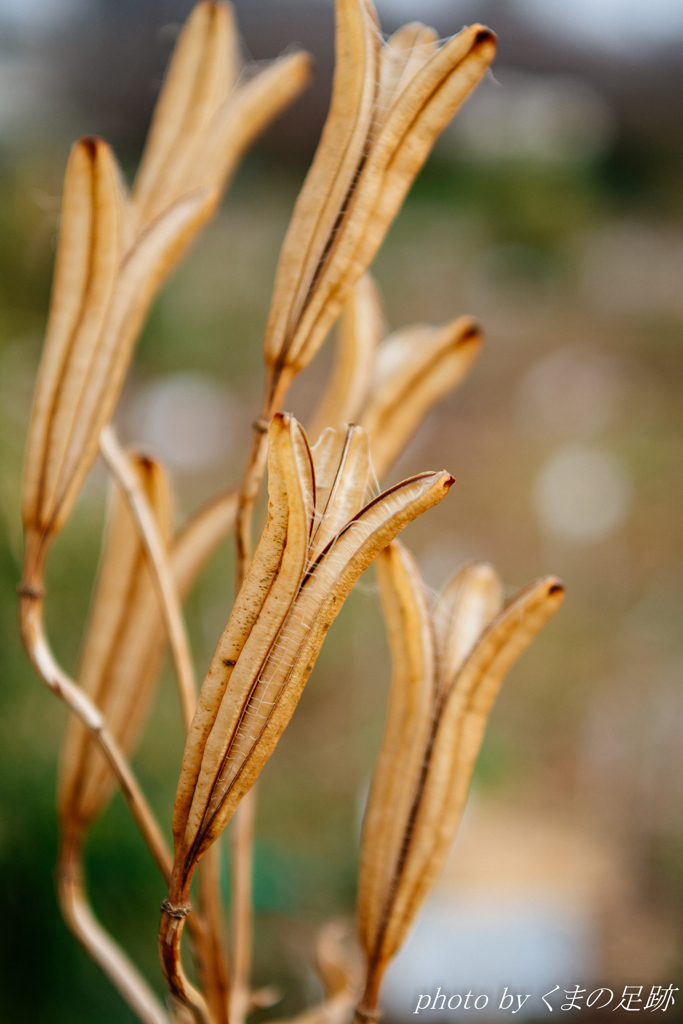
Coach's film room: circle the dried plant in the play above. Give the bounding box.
[15,2,565,1023]
[356,545,564,1018]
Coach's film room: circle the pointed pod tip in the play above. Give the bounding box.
[291,49,315,76]
[473,27,497,49]
[271,411,291,431]
[194,0,231,23]
[76,135,109,160]
[460,322,484,345]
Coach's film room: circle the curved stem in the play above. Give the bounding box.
[99,426,197,733]
[229,786,256,1024]
[355,971,384,1024]
[229,411,272,1019]
[19,591,173,882]
[197,843,231,1024]
[228,372,295,1014]
[58,831,172,1024]
[100,426,229,1021]
[159,868,213,1024]
[234,371,291,591]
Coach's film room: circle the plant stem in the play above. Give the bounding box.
[160,913,212,1024]
[19,590,173,882]
[160,867,214,1024]
[197,843,231,1024]
[100,426,229,1020]
[230,410,272,1019]
[355,975,384,1024]
[229,373,293,1015]
[57,831,173,1024]
[229,786,256,1024]
[99,426,197,732]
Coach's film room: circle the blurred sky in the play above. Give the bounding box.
[3,0,683,50]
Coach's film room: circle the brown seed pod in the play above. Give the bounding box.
[309,276,483,478]
[357,542,565,1010]
[21,1,311,588]
[262,0,496,409]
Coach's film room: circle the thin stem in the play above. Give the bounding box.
[234,371,291,591]
[229,787,256,1024]
[355,975,384,1024]
[230,415,271,1018]
[160,863,215,1024]
[100,426,229,1019]
[99,426,196,733]
[229,374,293,1014]
[197,843,231,1024]
[58,831,172,1024]
[160,910,212,1024]
[19,592,173,880]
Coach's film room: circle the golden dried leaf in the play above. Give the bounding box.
[359,316,482,478]
[307,275,384,443]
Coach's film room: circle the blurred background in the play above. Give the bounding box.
[1,0,683,1019]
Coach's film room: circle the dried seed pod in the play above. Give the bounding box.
[358,544,564,1010]
[263,0,496,408]
[22,1,311,588]
[358,543,435,966]
[59,458,237,836]
[59,455,172,834]
[131,1,312,230]
[309,278,483,479]
[161,419,452,984]
[309,425,371,561]
[161,418,452,1018]
[373,24,439,134]
[55,458,235,1024]
[131,1,238,230]
[263,0,379,407]
[359,317,483,478]
[20,135,217,584]
[186,52,313,201]
[432,561,502,705]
